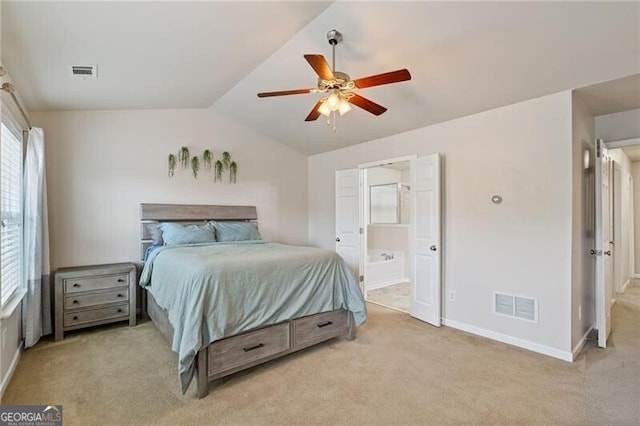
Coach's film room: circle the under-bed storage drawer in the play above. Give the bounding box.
[292,309,349,349]
[209,323,290,376]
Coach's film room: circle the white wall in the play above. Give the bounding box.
[595,108,640,142]
[571,93,596,351]
[309,91,574,356]
[31,109,308,269]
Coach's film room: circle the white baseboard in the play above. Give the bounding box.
[572,326,593,360]
[0,341,23,402]
[632,273,640,279]
[442,319,573,362]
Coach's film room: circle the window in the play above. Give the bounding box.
[0,121,23,306]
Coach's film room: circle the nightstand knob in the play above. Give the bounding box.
[73,316,78,320]
[117,294,124,298]
[117,279,125,283]
[73,283,80,288]
[72,300,79,304]
[117,309,123,313]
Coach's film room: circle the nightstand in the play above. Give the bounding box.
[54,262,136,341]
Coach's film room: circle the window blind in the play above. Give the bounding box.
[0,122,23,306]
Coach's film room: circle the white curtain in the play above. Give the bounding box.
[23,127,51,348]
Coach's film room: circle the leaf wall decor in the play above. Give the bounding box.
[168,154,176,177]
[203,149,213,171]
[214,160,224,182]
[191,156,200,178]
[179,146,190,169]
[229,161,238,184]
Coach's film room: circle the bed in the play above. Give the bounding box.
[139,203,367,398]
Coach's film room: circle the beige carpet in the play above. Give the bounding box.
[4,290,640,425]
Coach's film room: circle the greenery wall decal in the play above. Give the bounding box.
[222,151,231,170]
[166,147,237,183]
[191,156,200,178]
[214,160,224,182]
[229,161,238,184]
[168,154,176,177]
[203,149,213,171]
[179,146,190,169]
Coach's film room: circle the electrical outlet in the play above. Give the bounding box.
[448,291,456,302]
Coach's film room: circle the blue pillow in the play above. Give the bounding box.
[208,221,261,242]
[159,223,216,246]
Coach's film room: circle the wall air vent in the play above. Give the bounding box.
[494,292,538,323]
[69,65,98,79]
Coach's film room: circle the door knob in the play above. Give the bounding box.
[335,237,341,242]
[430,245,437,251]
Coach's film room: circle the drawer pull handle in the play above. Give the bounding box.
[117,294,124,298]
[243,343,264,352]
[317,321,333,328]
[73,283,80,288]
[117,309,123,313]
[117,279,125,283]
[72,300,79,304]
[73,316,78,320]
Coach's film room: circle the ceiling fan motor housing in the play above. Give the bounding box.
[327,29,343,45]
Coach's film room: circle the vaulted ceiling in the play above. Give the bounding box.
[2,1,639,155]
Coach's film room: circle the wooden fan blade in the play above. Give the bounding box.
[348,94,387,116]
[257,88,314,98]
[304,54,336,80]
[353,69,411,89]
[305,100,324,121]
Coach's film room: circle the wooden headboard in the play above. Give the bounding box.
[139,203,257,260]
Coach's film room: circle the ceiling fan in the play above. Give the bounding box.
[257,29,411,130]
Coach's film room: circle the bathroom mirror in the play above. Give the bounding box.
[370,184,400,224]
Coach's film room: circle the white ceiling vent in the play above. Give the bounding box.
[69,65,97,79]
[494,292,538,323]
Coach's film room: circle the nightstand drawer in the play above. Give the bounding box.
[64,273,129,294]
[64,287,129,310]
[64,304,129,327]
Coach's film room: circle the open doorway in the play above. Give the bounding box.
[362,160,412,312]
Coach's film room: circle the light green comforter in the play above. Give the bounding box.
[140,241,367,393]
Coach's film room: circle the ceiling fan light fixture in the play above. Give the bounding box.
[327,91,340,110]
[318,100,332,117]
[338,98,352,116]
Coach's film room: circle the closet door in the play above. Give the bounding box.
[410,154,441,326]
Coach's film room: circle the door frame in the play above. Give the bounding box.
[358,155,417,301]
[594,136,640,347]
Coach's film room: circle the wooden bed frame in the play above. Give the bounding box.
[140,203,355,398]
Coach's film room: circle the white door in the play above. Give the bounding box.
[595,139,613,348]
[410,154,441,326]
[335,169,361,286]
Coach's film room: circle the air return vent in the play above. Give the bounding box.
[69,65,98,79]
[494,292,537,323]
